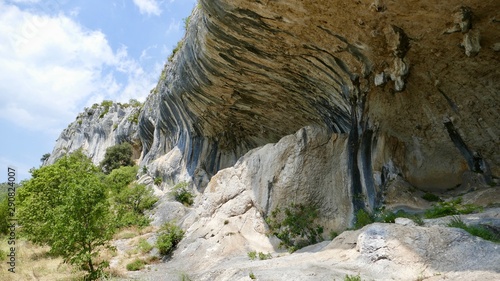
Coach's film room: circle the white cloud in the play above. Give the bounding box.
[132,0,161,16]
[0,2,156,136]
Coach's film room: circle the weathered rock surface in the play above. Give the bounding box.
[46,102,141,166]
[138,0,500,221]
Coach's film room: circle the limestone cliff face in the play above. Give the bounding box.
[46,102,141,166]
[138,0,499,227]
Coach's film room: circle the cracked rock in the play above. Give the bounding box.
[462,30,481,57]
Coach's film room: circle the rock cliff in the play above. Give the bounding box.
[138,0,499,227]
[46,101,142,166]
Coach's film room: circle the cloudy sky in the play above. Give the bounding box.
[0,0,196,180]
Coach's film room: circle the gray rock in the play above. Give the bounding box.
[463,30,481,57]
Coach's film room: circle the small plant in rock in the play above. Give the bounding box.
[344,274,362,281]
[258,252,272,260]
[448,216,500,243]
[422,193,441,202]
[425,198,480,219]
[265,203,324,252]
[171,182,194,206]
[156,222,185,256]
[354,209,374,229]
[247,251,257,260]
[126,259,146,271]
[249,272,256,279]
[154,176,163,185]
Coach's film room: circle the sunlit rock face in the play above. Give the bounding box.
[47,103,141,166]
[138,0,499,220]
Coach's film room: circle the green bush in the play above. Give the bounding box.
[126,259,145,271]
[265,203,324,252]
[425,198,480,219]
[344,274,362,281]
[113,183,158,228]
[156,223,184,256]
[354,209,374,229]
[154,177,163,185]
[448,217,500,243]
[422,193,441,202]
[258,252,272,260]
[100,142,135,174]
[247,251,257,260]
[0,197,9,235]
[171,182,194,206]
[104,166,138,194]
[249,273,256,280]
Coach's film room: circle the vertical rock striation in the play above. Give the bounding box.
[137,0,499,225]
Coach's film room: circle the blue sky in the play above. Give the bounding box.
[0,0,196,180]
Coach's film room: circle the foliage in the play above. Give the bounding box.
[258,252,272,260]
[17,151,114,280]
[104,166,138,194]
[154,176,163,185]
[99,100,113,118]
[265,203,324,252]
[183,15,191,31]
[137,238,153,254]
[40,153,51,163]
[127,109,141,124]
[424,198,480,219]
[422,193,441,202]
[171,182,194,206]
[0,197,9,235]
[354,209,374,229]
[329,230,339,240]
[168,40,184,62]
[247,251,257,260]
[113,183,158,228]
[448,217,500,243]
[180,273,192,281]
[344,274,362,281]
[126,259,146,271]
[156,222,184,256]
[249,272,256,279]
[128,99,142,107]
[100,142,135,174]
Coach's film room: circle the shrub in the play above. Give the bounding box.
[425,198,480,219]
[448,217,500,243]
[113,183,158,228]
[247,251,257,260]
[156,223,184,256]
[265,203,324,252]
[100,142,135,174]
[104,166,138,194]
[344,274,362,281]
[422,193,441,202]
[171,182,194,206]
[258,252,272,260]
[126,259,145,271]
[154,177,163,186]
[354,209,374,229]
[249,273,256,279]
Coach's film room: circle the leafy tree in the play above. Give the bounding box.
[17,151,114,280]
[104,165,138,194]
[113,183,158,228]
[0,197,8,235]
[100,142,134,174]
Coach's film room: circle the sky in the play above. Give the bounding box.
[0,0,196,180]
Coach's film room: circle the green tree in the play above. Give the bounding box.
[104,165,138,194]
[17,151,114,280]
[40,153,51,163]
[113,183,158,228]
[0,197,8,235]
[100,142,134,174]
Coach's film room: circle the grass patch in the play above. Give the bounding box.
[137,238,153,254]
[247,251,257,260]
[448,217,500,243]
[424,198,481,219]
[126,259,146,271]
